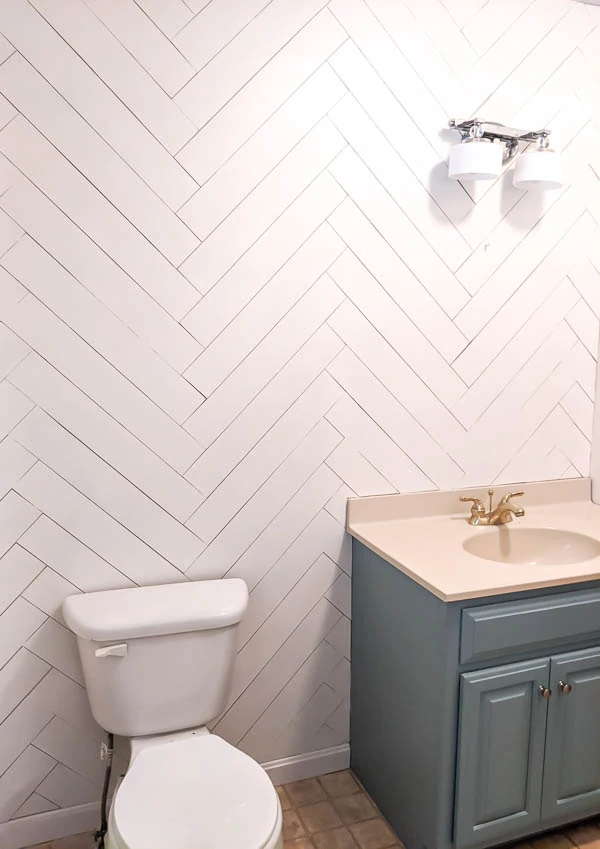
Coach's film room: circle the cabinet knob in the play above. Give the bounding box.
[538,685,552,699]
[559,681,572,694]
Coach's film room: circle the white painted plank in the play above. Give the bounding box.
[0,491,40,560]
[327,299,468,466]
[567,299,599,357]
[185,224,344,395]
[12,793,58,819]
[185,276,343,440]
[181,119,345,291]
[0,176,201,372]
[30,0,197,155]
[0,597,45,671]
[215,598,340,744]
[0,266,27,310]
[175,0,329,128]
[35,764,98,808]
[0,117,200,318]
[238,522,345,649]
[0,207,22,257]
[0,55,199,266]
[0,648,49,725]
[185,330,342,493]
[561,384,593,438]
[186,384,342,542]
[182,172,346,345]
[325,440,396,497]
[14,409,204,569]
[0,322,29,381]
[34,716,103,783]
[0,746,55,820]
[20,516,136,593]
[325,394,438,494]
[26,618,83,685]
[328,40,473,228]
[175,9,346,184]
[0,440,35,500]
[10,354,204,522]
[16,464,185,586]
[82,0,195,96]
[3,237,203,423]
[227,476,342,608]
[22,568,80,626]
[33,667,101,742]
[179,65,346,239]
[328,249,466,408]
[329,94,470,270]
[225,473,343,595]
[187,417,342,574]
[0,545,44,615]
[134,0,193,39]
[0,0,197,207]
[174,0,272,69]
[327,188,468,352]
[453,278,581,429]
[3,295,203,473]
[0,382,33,441]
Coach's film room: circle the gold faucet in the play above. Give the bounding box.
[459,489,525,526]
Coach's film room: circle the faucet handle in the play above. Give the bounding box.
[509,491,525,498]
[459,496,485,512]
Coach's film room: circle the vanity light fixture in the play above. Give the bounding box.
[447,118,563,188]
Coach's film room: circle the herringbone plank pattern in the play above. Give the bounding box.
[0,0,599,829]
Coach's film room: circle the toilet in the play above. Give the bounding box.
[62,579,283,849]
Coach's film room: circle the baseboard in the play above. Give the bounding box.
[0,802,100,849]
[262,743,351,785]
[0,744,350,849]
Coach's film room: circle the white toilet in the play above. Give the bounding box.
[63,579,283,849]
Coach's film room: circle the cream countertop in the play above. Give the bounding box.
[346,478,600,602]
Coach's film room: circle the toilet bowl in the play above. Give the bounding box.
[62,580,283,849]
[106,732,283,849]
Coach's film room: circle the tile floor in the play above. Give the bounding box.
[23,770,600,849]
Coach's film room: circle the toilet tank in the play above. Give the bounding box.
[63,580,248,737]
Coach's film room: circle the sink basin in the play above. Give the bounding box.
[463,528,600,566]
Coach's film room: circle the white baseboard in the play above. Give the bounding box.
[0,744,350,849]
[262,743,350,785]
[0,802,100,849]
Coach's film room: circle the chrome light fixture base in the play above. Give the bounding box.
[447,119,562,188]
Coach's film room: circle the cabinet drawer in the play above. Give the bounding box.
[460,589,600,664]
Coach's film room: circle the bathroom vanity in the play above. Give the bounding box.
[347,479,600,849]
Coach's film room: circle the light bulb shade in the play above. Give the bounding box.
[448,140,503,181]
[513,149,562,189]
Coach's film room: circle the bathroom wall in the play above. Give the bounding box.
[0,0,599,836]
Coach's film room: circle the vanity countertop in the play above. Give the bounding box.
[346,478,600,602]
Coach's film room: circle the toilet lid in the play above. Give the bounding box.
[113,735,279,849]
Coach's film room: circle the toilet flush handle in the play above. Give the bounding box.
[95,643,128,658]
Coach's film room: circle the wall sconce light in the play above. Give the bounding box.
[447,119,563,189]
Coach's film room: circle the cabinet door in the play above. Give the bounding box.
[542,647,600,820]
[454,658,550,849]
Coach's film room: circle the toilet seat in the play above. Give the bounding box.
[111,734,280,849]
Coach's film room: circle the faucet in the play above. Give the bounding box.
[460,489,525,526]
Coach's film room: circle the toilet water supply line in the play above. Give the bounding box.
[95,731,115,849]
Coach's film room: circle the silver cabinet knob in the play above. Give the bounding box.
[538,685,552,699]
[559,681,572,694]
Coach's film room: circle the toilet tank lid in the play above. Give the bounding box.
[62,579,249,641]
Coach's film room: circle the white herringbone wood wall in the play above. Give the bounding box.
[0,0,599,827]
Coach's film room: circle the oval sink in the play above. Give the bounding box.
[463,528,600,566]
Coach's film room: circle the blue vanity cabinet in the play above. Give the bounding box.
[350,540,600,849]
[454,659,549,849]
[542,647,600,820]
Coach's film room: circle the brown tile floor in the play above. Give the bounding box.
[24,771,600,849]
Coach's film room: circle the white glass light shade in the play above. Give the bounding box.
[448,140,503,181]
[513,149,562,189]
